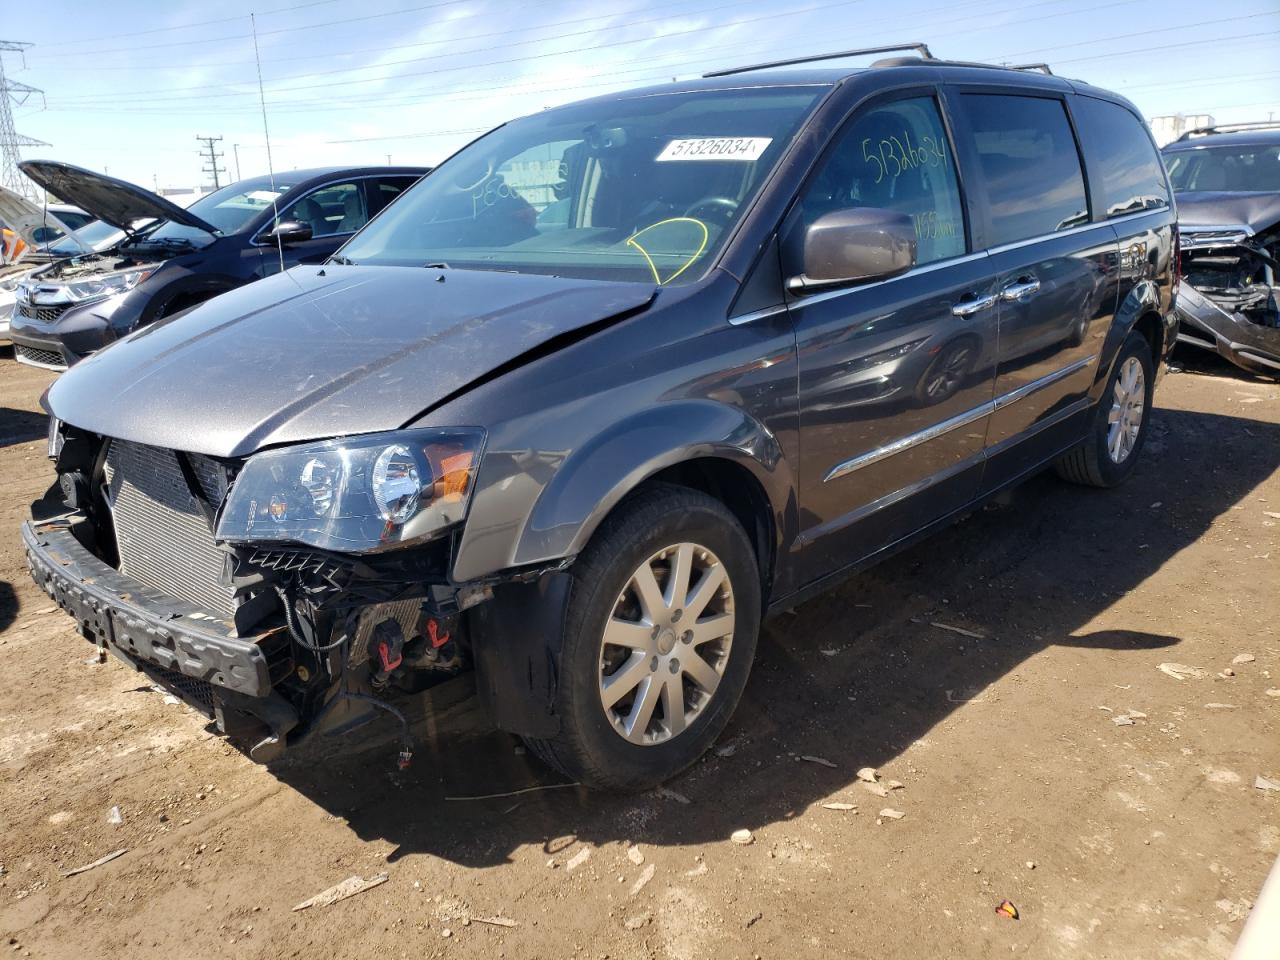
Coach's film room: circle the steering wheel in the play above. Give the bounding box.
[684,197,739,225]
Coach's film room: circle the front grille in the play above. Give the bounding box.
[145,665,216,715]
[17,301,73,324]
[14,344,66,369]
[104,440,236,617]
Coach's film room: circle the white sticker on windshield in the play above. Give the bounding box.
[656,137,772,162]
[246,190,284,203]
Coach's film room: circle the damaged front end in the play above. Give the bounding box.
[1175,224,1280,376]
[24,423,501,769]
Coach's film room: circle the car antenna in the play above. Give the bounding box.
[251,13,285,275]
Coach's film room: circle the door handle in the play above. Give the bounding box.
[1000,278,1041,301]
[951,292,997,317]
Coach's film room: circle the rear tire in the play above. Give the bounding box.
[525,483,761,791]
[1054,331,1154,488]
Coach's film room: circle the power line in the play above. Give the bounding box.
[0,40,47,201]
[32,0,477,58]
[196,134,226,189]
[37,0,340,48]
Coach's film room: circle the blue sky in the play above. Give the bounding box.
[6,0,1280,190]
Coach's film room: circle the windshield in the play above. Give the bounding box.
[1164,144,1280,193]
[339,86,826,284]
[47,219,123,255]
[138,177,293,246]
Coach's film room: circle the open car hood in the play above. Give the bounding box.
[18,160,220,236]
[0,185,91,261]
[1175,191,1280,234]
[46,265,657,458]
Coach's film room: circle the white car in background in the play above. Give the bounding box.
[1,187,121,345]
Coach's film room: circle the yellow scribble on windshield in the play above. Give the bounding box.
[625,217,709,285]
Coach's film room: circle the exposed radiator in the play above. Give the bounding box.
[103,440,236,617]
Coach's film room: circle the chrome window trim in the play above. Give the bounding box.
[728,304,788,326]
[823,353,1097,483]
[777,206,1169,322]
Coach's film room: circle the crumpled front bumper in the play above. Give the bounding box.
[1175,281,1280,375]
[22,521,275,698]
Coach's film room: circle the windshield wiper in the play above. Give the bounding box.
[329,254,357,265]
[423,261,451,269]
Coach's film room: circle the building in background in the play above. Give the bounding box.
[1149,113,1215,146]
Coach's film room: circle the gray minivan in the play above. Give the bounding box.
[25,46,1177,790]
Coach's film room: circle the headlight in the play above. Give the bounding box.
[27,268,153,306]
[215,428,485,553]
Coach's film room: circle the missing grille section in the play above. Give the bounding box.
[104,440,237,616]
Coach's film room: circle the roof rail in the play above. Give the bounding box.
[1012,62,1053,75]
[1177,120,1280,141]
[703,43,933,79]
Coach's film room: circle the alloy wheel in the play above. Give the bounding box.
[598,542,735,745]
[1106,355,1145,463]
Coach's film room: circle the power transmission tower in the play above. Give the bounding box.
[196,134,226,190]
[0,41,49,201]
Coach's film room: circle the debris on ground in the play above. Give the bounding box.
[820,648,838,657]
[1256,776,1280,792]
[821,802,857,811]
[444,782,579,802]
[566,847,591,872]
[470,916,519,928]
[800,755,837,768]
[856,767,879,783]
[656,786,691,805]
[629,864,655,896]
[731,829,754,845]
[106,805,123,826]
[1159,662,1209,681]
[62,849,127,878]
[861,781,890,798]
[1267,689,1280,698]
[1232,653,1256,665]
[623,913,650,930]
[292,873,388,911]
[879,809,905,820]
[1025,861,1036,870]
[931,622,985,639]
[996,899,1020,920]
[887,780,904,790]
[1113,710,1147,724]
[714,742,737,758]
[1205,703,1238,710]
[626,845,644,866]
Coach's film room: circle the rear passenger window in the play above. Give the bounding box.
[1070,97,1170,217]
[800,96,966,265]
[963,95,1089,246]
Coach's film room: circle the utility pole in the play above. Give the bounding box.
[0,40,49,201]
[196,134,226,190]
[231,143,241,181]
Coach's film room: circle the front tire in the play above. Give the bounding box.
[525,483,761,791]
[1054,331,1154,487]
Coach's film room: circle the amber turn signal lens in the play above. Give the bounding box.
[429,446,475,502]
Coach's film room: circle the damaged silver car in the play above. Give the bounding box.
[1163,122,1280,376]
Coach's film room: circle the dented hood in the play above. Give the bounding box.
[47,265,657,458]
[18,160,219,236]
[1175,191,1280,234]
[0,185,91,261]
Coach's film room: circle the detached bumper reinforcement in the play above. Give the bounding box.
[22,521,272,698]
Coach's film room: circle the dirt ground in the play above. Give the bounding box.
[0,344,1277,960]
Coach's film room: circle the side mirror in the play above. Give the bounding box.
[787,208,917,293]
[261,221,313,245]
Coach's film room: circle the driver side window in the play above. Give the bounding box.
[276,182,366,239]
[801,96,966,266]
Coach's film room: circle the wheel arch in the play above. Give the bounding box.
[1091,280,1166,404]
[457,399,793,590]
